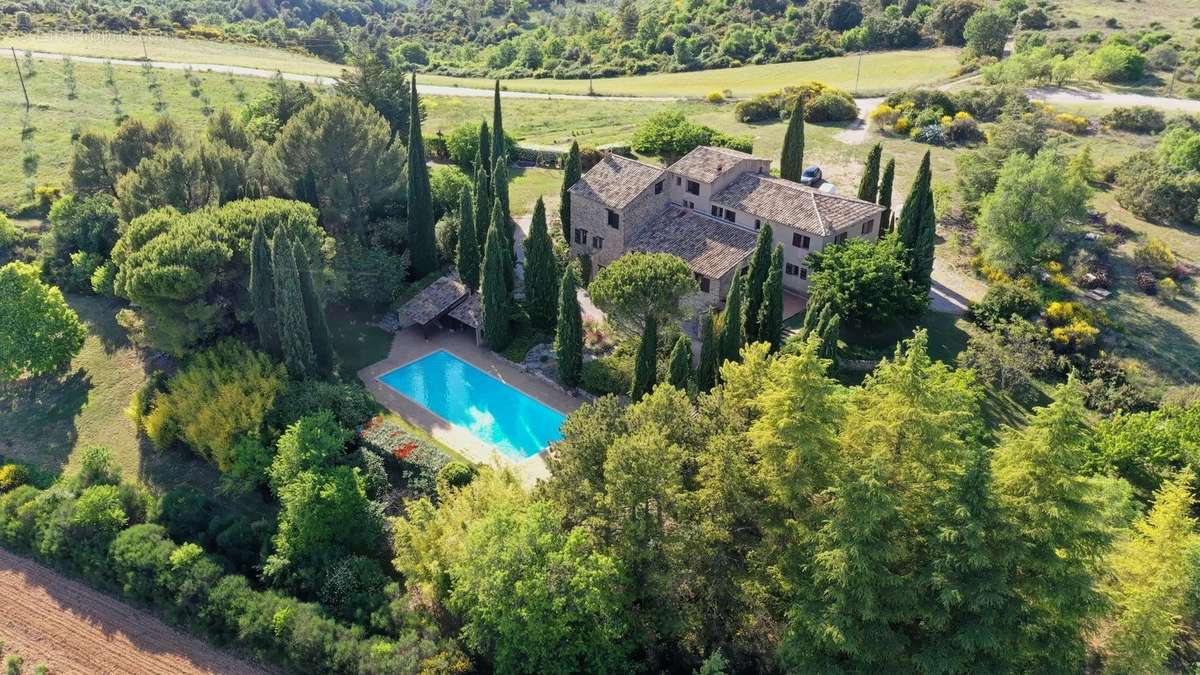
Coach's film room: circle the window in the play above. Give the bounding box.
[723,209,736,223]
[686,180,700,195]
[684,200,695,209]
[676,176,681,186]
[792,233,811,249]
[861,219,874,235]
[654,181,664,195]
[696,274,710,293]
[834,232,848,244]
[754,219,762,230]
[785,263,799,276]
[592,236,604,249]
[574,228,587,245]
[799,267,808,280]
[711,205,721,217]
[606,209,620,229]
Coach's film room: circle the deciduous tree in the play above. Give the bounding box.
[0,262,87,381]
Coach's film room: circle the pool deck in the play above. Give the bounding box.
[358,327,585,484]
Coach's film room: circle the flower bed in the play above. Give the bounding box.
[359,417,452,500]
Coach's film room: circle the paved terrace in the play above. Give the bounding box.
[358,328,585,484]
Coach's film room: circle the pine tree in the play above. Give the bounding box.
[456,190,480,291]
[667,334,692,390]
[719,276,744,365]
[491,80,505,167]
[292,238,334,377]
[271,228,315,378]
[492,160,510,231]
[474,162,492,249]
[560,141,581,243]
[248,223,278,355]
[696,310,718,391]
[898,151,936,303]
[780,97,806,182]
[406,77,437,279]
[480,224,510,350]
[742,225,773,343]
[857,143,882,202]
[491,197,513,293]
[759,245,784,352]
[554,266,583,387]
[478,121,492,181]
[524,197,558,330]
[878,157,896,231]
[630,314,657,402]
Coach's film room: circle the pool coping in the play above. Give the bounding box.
[373,348,568,462]
[358,328,586,484]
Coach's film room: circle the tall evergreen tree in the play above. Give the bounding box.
[492,160,511,231]
[478,121,492,181]
[857,143,883,202]
[719,276,744,365]
[878,157,896,231]
[456,190,480,291]
[292,239,334,377]
[560,141,581,243]
[630,315,658,402]
[474,162,492,249]
[406,77,437,279]
[667,334,692,390]
[491,197,514,293]
[759,245,784,352]
[817,312,840,361]
[898,151,936,303]
[491,80,505,167]
[800,293,828,338]
[248,223,278,355]
[271,228,315,377]
[780,98,806,182]
[480,224,510,350]
[554,266,583,387]
[524,197,558,330]
[742,225,773,343]
[697,310,719,391]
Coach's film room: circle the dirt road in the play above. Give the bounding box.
[0,547,266,675]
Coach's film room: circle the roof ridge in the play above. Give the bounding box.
[758,174,880,206]
[606,153,664,171]
[809,190,828,235]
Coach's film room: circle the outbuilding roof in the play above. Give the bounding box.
[399,274,469,326]
[567,154,665,209]
[711,173,884,236]
[667,146,768,183]
[628,207,757,279]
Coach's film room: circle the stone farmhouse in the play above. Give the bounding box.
[567,146,886,304]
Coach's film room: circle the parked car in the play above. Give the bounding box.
[800,166,822,186]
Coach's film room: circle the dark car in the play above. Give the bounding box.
[799,166,822,186]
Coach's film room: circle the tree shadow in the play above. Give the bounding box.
[64,293,130,356]
[0,369,91,476]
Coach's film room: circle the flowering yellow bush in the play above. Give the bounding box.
[1054,113,1089,134]
[0,464,28,492]
[870,104,901,129]
[706,91,726,104]
[1045,300,1086,326]
[893,117,912,135]
[1051,320,1100,349]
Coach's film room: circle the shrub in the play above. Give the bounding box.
[705,91,726,104]
[1053,113,1089,135]
[109,523,176,601]
[734,97,777,123]
[0,465,29,493]
[1102,106,1166,134]
[359,418,452,500]
[1090,43,1146,83]
[160,486,211,543]
[581,354,632,396]
[805,90,859,123]
[969,282,1042,327]
[436,461,478,498]
[268,379,381,436]
[1133,238,1177,277]
[1157,277,1180,301]
[1051,320,1100,351]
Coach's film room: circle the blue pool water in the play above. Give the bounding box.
[377,350,566,460]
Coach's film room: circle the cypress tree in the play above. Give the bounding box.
[759,245,784,352]
[249,223,278,355]
[667,334,692,390]
[478,121,492,180]
[857,143,883,202]
[491,197,513,293]
[818,312,840,361]
[480,224,510,350]
[878,157,896,231]
[630,314,658,402]
[780,97,805,182]
[554,266,583,387]
[456,190,480,291]
[406,77,437,279]
[696,310,718,391]
[898,150,936,303]
[474,162,492,249]
[491,80,505,167]
[719,275,744,365]
[524,197,558,330]
[742,225,773,343]
[560,141,581,243]
[271,228,315,378]
[492,160,511,231]
[292,239,334,377]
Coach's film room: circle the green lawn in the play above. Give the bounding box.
[508,166,563,217]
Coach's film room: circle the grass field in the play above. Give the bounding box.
[1055,0,1198,37]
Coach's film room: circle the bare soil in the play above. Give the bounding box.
[0,547,267,675]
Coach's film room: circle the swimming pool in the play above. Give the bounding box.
[377,350,566,460]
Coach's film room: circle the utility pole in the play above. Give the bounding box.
[853,51,863,96]
[10,48,29,110]
[141,35,150,60]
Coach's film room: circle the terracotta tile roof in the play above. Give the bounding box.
[628,207,757,279]
[399,274,468,326]
[712,173,884,236]
[568,154,665,209]
[667,146,768,183]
